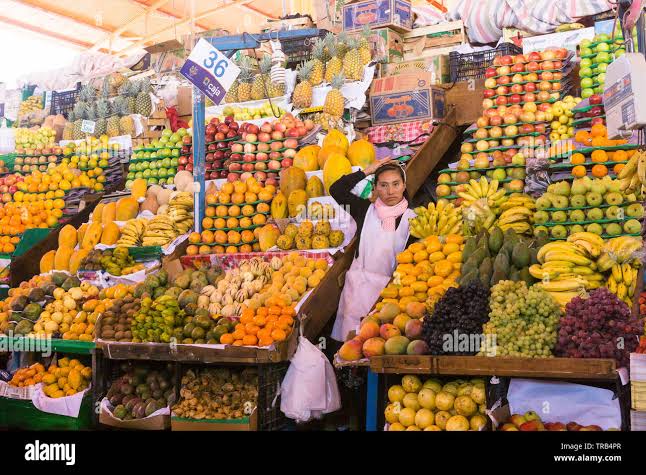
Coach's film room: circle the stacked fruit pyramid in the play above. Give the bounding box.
[128,128,191,188]
[187,178,275,255]
[533,176,643,240]
[204,117,240,180]
[61,136,124,191]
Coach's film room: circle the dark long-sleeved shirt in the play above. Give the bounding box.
[329,170,413,258]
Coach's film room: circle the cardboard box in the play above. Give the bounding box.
[356,28,404,63]
[99,400,170,430]
[381,56,450,84]
[171,408,257,431]
[369,72,446,125]
[176,86,193,117]
[522,27,595,53]
[342,0,413,33]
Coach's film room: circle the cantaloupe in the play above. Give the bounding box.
[116,197,139,221]
[174,171,194,192]
[40,250,56,274]
[58,225,77,248]
[323,153,352,193]
[140,195,159,214]
[101,202,116,225]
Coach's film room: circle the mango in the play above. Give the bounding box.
[287,189,308,217]
[384,335,410,355]
[338,337,364,361]
[362,337,386,357]
[380,323,401,340]
[306,176,324,198]
[270,191,288,219]
[358,320,380,340]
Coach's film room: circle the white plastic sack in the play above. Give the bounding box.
[507,378,622,430]
[31,385,89,418]
[280,336,341,423]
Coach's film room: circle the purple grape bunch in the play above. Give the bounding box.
[555,288,643,367]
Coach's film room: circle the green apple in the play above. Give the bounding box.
[570,180,586,196]
[586,223,603,235]
[158,178,167,185]
[581,48,593,57]
[127,172,135,180]
[148,177,159,185]
[150,169,159,178]
[580,66,593,77]
[597,51,611,63]
[570,224,585,234]
[158,168,168,178]
[125,180,133,190]
[141,161,150,170]
[162,158,171,168]
[586,191,603,206]
[580,58,592,69]
[162,128,172,137]
[623,219,641,234]
[581,77,594,89]
[168,168,177,176]
[586,208,604,220]
[569,209,585,222]
[171,158,179,167]
[605,222,622,236]
[159,136,169,144]
[142,169,151,179]
[596,42,610,53]
[170,133,180,143]
[597,73,606,84]
[172,149,180,158]
[596,62,608,73]
[552,210,567,222]
[177,128,187,137]
[582,88,594,99]
[551,225,568,239]
[135,171,144,179]
[581,39,592,48]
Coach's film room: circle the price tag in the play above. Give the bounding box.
[81,120,96,134]
[180,38,241,106]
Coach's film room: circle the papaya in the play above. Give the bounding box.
[270,191,288,219]
[318,145,345,169]
[347,139,376,168]
[288,190,308,217]
[92,203,104,223]
[322,129,349,153]
[116,197,139,221]
[293,145,321,171]
[323,152,352,193]
[305,176,324,199]
[81,222,102,249]
[100,222,120,245]
[101,202,116,225]
[131,178,148,200]
[258,224,280,252]
[54,247,74,271]
[77,223,88,246]
[69,249,90,274]
[39,250,56,274]
[58,224,77,248]
[279,167,307,199]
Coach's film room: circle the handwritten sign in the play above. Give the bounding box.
[180,38,240,105]
[81,120,96,134]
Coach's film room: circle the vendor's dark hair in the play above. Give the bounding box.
[374,163,410,202]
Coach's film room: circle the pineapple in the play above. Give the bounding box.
[236,57,253,103]
[293,61,315,109]
[343,37,363,81]
[118,99,135,137]
[119,81,136,114]
[359,25,372,65]
[224,80,239,103]
[336,31,349,59]
[310,39,326,86]
[135,78,152,116]
[323,74,345,119]
[106,98,121,137]
[62,110,75,141]
[95,99,110,137]
[324,36,342,84]
[72,103,86,140]
[79,84,96,104]
[251,55,271,100]
[109,72,127,95]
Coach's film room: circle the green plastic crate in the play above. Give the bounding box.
[0,394,93,430]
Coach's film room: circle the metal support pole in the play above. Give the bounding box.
[192,87,206,233]
[366,369,378,431]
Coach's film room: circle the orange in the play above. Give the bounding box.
[427,275,444,288]
[201,230,214,244]
[614,163,625,174]
[206,194,218,205]
[245,324,260,335]
[574,130,590,144]
[257,328,271,340]
[214,230,227,244]
[213,218,226,229]
[256,202,270,214]
[591,123,607,138]
[188,232,201,244]
[198,245,211,255]
[591,150,608,163]
[205,206,216,218]
[221,182,234,194]
[244,192,258,203]
[241,230,255,243]
[215,205,228,217]
[256,307,268,316]
[233,182,247,194]
[570,153,585,165]
[219,333,234,344]
[231,192,245,205]
[239,217,253,228]
[226,217,239,228]
[2,243,14,253]
[242,334,258,346]
[228,205,241,217]
[281,306,295,316]
[235,323,246,332]
[241,204,255,217]
[186,245,199,255]
[239,244,252,253]
[202,217,214,229]
[271,328,287,342]
[225,246,237,254]
[571,165,587,178]
[227,230,241,244]
[613,150,628,162]
[217,193,231,204]
[252,214,266,225]
[591,164,608,178]
[231,329,246,340]
[213,245,225,254]
[232,340,244,346]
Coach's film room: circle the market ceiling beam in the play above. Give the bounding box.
[116,0,258,57]
[89,0,173,53]
[12,0,140,39]
[239,4,279,19]
[129,0,212,31]
[0,13,111,52]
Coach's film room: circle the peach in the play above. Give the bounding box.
[338,337,364,361]
[405,319,423,339]
[362,337,386,357]
[405,301,426,319]
[380,323,401,340]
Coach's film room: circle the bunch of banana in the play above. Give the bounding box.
[409,200,462,238]
[607,262,637,307]
[141,215,177,246]
[166,191,194,235]
[116,219,147,247]
[566,232,604,258]
[457,177,506,210]
[498,193,536,212]
[618,149,646,198]
[497,207,533,234]
[555,22,585,32]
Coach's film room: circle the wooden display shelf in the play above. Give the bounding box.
[370,355,618,381]
[404,107,457,197]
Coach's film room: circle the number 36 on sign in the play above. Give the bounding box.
[180,38,241,105]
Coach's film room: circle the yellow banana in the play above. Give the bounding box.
[544,252,591,266]
[611,264,623,283]
[621,263,633,286]
[572,266,594,275]
[567,232,604,249]
[617,283,628,300]
[469,179,482,197]
[607,276,618,294]
[541,260,575,269]
[619,155,638,180]
[537,243,583,263]
[480,176,489,197]
[539,278,587,292]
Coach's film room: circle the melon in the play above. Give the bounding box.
[174,171,194,192]
[322,129,349,153]
[347,139,376,168]
[323,153,352,193]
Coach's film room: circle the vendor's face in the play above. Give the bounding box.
[375,169,405,206]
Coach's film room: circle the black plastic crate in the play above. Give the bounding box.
[257,362,289,431]
[449,43,523,83]
[50,83,81,118]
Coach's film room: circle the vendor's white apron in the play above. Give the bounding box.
[331,205,415,342]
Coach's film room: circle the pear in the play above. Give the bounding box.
[590,178,606,195]
[550,225,568,239]
[605,205,621,219]
[626,193,637,202]
[623,219,641,234]
[551,195,569,209]
[569,209,585,222]
[586,208,604,221]
[605,176,621,193]
[569,195,587,208]
[570,179,587,196]
[533,210,549,224]
[581,176,593,192]
[570,224,585,234]
[536,195,553,210]
[554,181,571,196]
[626,203,644,218]
[586,222,603,235]
[551,210,567,222]
[585,191,603,207]
[604,192,624,206]
[605,222,622,236]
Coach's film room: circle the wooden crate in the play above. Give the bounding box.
[403,20,465,61]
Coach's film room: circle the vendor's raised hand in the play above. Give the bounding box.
[363,159,399,176]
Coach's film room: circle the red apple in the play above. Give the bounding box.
[272,122,286,133]
[254,161,267,171]
[497,65,511,76]
[511,73,524,84]
[257,142,270,152]
[496,85,509,96]
[227,172,239,183]
[485,67,497,78]
[537,103,552,112]
[243,153,255,163]
[513,54,527,64]
[500,55,513,65]
[242,163,254,172]
[526,61,539,72]
[528,51,541,62]
[258,132,271,143]
[540,50,556,61]
[280,158,293,168]
[510,84,524,94]
[503,113,517,125]
[589,94,603,105]
[511,63,525,73]
[217,124,230,134]
[256,152,268,161]
[519,123,535,134]
[260,122,273,133]
[269,151,282,160]
[282,149,296,159]
[537,91,551,102]
[476,116,490,128]
[497,75,511,85]
[523,82,536,93]
[540,60,554,71]
[519,111,536,123]
[247,124,260,135]
[489,115,503,126]
[534,123,547,134]
[591,117,605,126]
[254,171,267,182]
[553,60,563,70]
[243,143,257,153]
[510,94,522,104]
[484,108,500,119]
[540,71,554,81]
[483,89,495,99]
[537,81,551,92]
[284,138,299,149]
[268,160,281,170]
[526,72,538,82]
[495,96,508,106]
[522,92,536,103]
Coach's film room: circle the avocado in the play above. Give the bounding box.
[479,257,493,287]
[61,276,80,291]
[206,268,223,285]
[519,267,534,286]
[164,287,182,299]
[178,289,198,308]
[191,326,206,340]
[125,397,141,412]
[183,303,197,316]
[51,272,67,287]
[28,287,45,303]
[10,295,29,312]
[41,283,57,296]
[175,273,190,290]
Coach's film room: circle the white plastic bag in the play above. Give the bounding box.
[280,336,341,423]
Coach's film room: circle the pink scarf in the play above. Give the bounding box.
[374,198,408,232]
